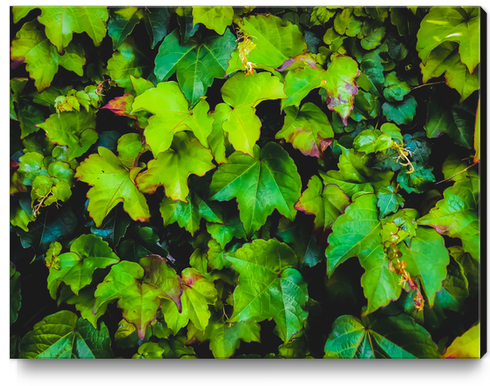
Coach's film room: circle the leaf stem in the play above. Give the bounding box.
[435,163,477,185]
[410,81,446,91]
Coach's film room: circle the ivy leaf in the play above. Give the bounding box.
[360,21,386,51]
[143,7,169,49]
[62,286,109,329]
[160,187,223,236]
[383,72,411,102]
[154,28,236,106]
[357,59,384,97]
[295,175,350,233]
[160,334,197,358]
[418,179,480,261]
[208,103,231,164]
[15,206,77,253]
[160,268,218,333]
[47,234,119,298]
[136,132,215,202]
[277,103,333,158]
[353,129,392,154]
[276,218,325,268]
[19,311,113,358]
[192,6,234,35]
[382,96,417,125]
[220,71,287,155]
[118,226,169,263]
[106,37,151,91]
[323,56,360,124]
[133,342,164,359]
[226,239,308,343]
[397,162,435,194]
[37,6,108,53]
[11,21,86,92]
[420,42,479,102]
[206,215,246,249]
[131,82,214,155]
[416,7,480,73]
[324,313,439,358]
[88,205,131,249]
[398,227,450,308]
[197,313,261,358]
[76,146,150,227]
[325,193,402,314]
[107,7,143,50]
[139,255,183,311]
[376,185,405,218]
[177,7,199,44]
[94,261,165,340]
[281,66,329,110]
[443,323,480,358]
[37,110,97,161]
[10,265,21,325]
[320,146,394,198]
[210,142,302,236]
[227,14,306,73]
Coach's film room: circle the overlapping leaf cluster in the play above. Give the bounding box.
[10,6,481,359]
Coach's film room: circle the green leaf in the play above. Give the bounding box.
[192,6,234,35]
[198,313,261,358]
[376,185,405,218]
[10,264,21,325]
[37,6,108,53]
[94,260,176,340]
[443,323,480,358]
[220,71,287,155]
[136,132,215,202]
[47,234,119,298]
[108,7,143,50]
[420,42,479,102]
[207,215,246,249]
[15,206,77,253]
[357,59,384,97]
[382,96,417,125]
[320,146,394,198]
[398,227,449,308]
[37,110,97,161]
[106,37,151,91]
[208,103,231,164]
[116,133,148,169]
[383,72,411,102]
[154,28,236,105]
[276,218,325,268]
[210,142,302,236]
[143,7,169,49]
[11,21,86,92]
[160,187,223,236]
[397,162,435,194]
[324,313,439,358]
[131,82,214,155]
[227,14,306,73]
[281,66,329,111]
[322,56,360,124]
[416,7,480,73]
[277,103,334,157]
[227,239,308,342]
[160,268,218,333]
[62,286,109,329]
[324,192,402,314]
[159,334,197,358]
[76,146,150,227]
[295,175,350,233]
[133,342,164,359]
[418,178,480,261]
[353,129,392,154]
[334,8,361,37]
[20,311,113,358]
[89,205,131,249]
[360,21,386,50]
[118,226,169,263]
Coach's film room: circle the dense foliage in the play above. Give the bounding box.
[10,6,482,359]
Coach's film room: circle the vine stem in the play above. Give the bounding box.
[411,81,446,91]
[435,163,477,185]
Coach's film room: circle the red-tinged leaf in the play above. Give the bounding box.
[102,94,136,119]
[276,53,319,72]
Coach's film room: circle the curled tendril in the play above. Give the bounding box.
[236,31,257,76]
[391,141,415,174]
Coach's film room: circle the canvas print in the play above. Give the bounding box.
[10,6,483,359]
